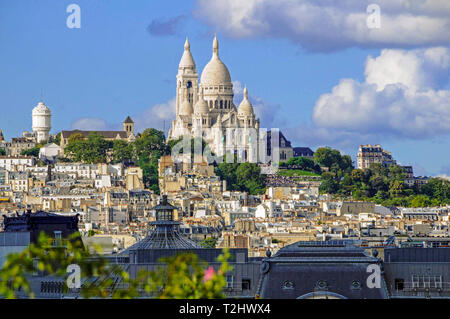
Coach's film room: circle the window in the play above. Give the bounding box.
[53,230,62,246]
[226,275,233,289]
[242,279,251,290]
[411,275,419,288]
[423,276,431,288]
[394,278,404,290]
[433,276,442,288]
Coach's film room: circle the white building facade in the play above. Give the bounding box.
[168,36,260,163]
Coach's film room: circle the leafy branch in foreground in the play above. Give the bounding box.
[0,232,232,299]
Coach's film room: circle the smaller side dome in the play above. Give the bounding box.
[238,87,254,116]
[179,89,193,116]
[194,88,209,114]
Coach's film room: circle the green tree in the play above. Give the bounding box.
[235,162,266,195]
[420,178,450,204]
[134,128,167,160]
[285,157,316,172]
[0,148,6,156]
[149,250,232,299]
[64,133,86,162]
[351,169,365,184]
[319,172,339,194]
[215,155,240,190]
[410,194,432,207]
[82,133,112,163]
[112,140,133,163]
[314,147,341,169]
[21,146,40,157]
[133,129,169,194]
[53,132,61,146]
[389,180,404,197]
[200,237,217,249]
[388,165,406,181]
[0,232,232,299]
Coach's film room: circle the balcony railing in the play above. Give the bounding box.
[390,282,450,298]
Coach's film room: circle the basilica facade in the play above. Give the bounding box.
[168,36,260,163]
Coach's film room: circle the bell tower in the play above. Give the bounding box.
[176,37,199,116]
[123,116,134,137]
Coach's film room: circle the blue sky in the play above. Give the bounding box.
[0,0,449,176]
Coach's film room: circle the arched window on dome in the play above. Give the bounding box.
[209,100,213,108]
[220,100,223,109]
[215,100,218,108]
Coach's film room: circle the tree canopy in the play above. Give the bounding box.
[215,155,266,195]
[64,132,112,163]
[319,160,450,207]
[21,146,41,157]
[0,232,232,299]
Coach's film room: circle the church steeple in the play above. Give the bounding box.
[176,36,198,117]
[179,37,196,69]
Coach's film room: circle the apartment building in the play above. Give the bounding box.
[357,144,396,169]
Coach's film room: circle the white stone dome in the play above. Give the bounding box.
[32,101,51,115]
[238,87,254,116]
[195,88,209,114]
[179,37,196,69]
[200,36,231,86]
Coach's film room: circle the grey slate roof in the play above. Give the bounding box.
[61,130,128,139]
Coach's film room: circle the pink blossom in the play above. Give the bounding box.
[203,266,216,282]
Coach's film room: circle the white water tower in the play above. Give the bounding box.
[32,101,51,143]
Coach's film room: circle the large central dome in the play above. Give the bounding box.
[200,36,231,86]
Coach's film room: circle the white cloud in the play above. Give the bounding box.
[134,97,177,134]
[71,118,108,130]
[286,47,450,147]
[194,0,450,52]
[365,47,450,91]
